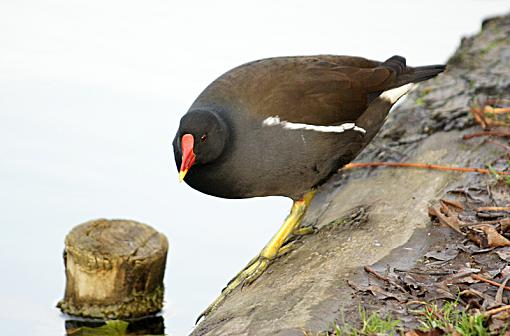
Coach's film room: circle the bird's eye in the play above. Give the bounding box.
[200,134,207,142]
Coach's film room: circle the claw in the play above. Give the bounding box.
[277,240,302,257]
[243,257,270,286]
[195,190,317,322]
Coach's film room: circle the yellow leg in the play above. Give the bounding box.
[197,190,316,323]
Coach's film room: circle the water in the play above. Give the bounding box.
[1,1,508,334]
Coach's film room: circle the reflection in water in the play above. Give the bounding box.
[65,315,165,336]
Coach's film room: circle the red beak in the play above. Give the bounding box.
[179,134,196,182]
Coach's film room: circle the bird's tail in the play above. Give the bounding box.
[380,55,446,87]
[402,64,447,84]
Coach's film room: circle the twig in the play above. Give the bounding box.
[440,198,464,211]
[470,102,488,129]
[462,220,503,228]
[483,304,510,318]
[485,98,510,106]
[471,107,510,119]
[471,274,510,291]
[344,162,510,176]
[394,269,453,276]
[364,266,390,282]
[487,140,510,153]
[363,266,407,293]
[475,206,510,212]
[463,131,510,140]
[483,106,510,115]
[470,99,510,128]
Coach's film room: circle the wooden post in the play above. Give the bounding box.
[57,219,169,319]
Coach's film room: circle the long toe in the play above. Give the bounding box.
[196,255,271,322]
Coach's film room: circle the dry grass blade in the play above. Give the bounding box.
[501,218,510,232]
[495,274,510,304]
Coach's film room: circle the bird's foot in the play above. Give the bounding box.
[240,228,314,287]
[197,240,304,323]
[196,254,271,323]
[196,190,316,323]
[292,225,316,236]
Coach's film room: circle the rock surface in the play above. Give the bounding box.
[191,13,510,336]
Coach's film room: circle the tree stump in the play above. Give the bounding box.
[57,219,169,319]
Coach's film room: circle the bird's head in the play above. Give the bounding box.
[173,110,229,182]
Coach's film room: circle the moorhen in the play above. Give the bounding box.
[173,54,445,319]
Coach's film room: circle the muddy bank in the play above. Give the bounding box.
[191,13,510,336]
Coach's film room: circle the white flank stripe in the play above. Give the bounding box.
[380,83,415,104]
[262,116,366,134]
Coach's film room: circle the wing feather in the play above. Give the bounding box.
[200,55,404,126]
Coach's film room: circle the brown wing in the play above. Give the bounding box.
[202,55,399,125]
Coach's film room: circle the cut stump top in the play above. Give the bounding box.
[59,219,169,318]
[66,219,168,260]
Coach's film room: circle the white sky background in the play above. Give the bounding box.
[1,1,509,335]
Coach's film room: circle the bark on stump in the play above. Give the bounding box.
[57,219,169,319]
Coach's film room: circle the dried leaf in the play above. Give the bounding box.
[428,206,463,234]
[347,280,408,302]
[489,318,510,335]
[460,288,498,308]
[428,206,438,217]
[440,268,480,285]
[366,284,408,302]
[500,218,510,233]
[466,224,510,248]
[495,248,510,262]
[440,198,465,211]
[424,246,459,262]
[495,275,510,305]
[501,265,510,278]
[466,229,489,248]
[459,288,484,299]
[424,286,457,301]
[405,329,444,336]
[479,225,510,247]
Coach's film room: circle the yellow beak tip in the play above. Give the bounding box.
[178,170,188,183]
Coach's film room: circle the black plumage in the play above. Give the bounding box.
[174,54,445,319]
[173,55,445,200]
